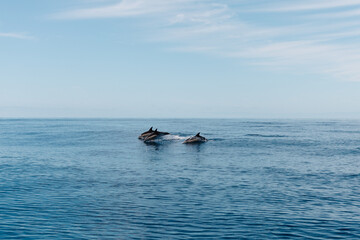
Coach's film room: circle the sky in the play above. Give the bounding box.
[1,0,360,118]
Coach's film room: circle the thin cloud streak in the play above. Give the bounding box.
[253,0,360,12]
[53,0,195,19]
[53,0,360,81]
[311,8,360,18]
[0,32,34,40]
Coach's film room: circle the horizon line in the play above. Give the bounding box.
[1,117,360,120]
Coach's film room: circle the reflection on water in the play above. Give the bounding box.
[184,142,205,153]
[144,141,162,151]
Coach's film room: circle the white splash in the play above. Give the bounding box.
[163,134,189,140]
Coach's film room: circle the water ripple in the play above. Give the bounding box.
[1,119,360,239]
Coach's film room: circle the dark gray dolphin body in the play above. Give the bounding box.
[138,127,154,139]
[183,132,207,144]
[143,129,170,142]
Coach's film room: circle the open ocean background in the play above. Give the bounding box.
[1,119,360,239]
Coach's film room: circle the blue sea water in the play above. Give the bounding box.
[1,119,360,239]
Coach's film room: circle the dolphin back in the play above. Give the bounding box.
[183,133,207,144]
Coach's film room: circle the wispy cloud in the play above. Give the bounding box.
[53,0,360,81]
[0,32,34,40]
[252,0,360,12]
[312,8,360,19]
[53,0,194,19]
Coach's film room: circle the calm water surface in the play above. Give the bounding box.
[1,119,360,239]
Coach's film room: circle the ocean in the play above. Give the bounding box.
[1,119,360,239]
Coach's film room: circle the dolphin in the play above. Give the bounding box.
[138,127,154,139]
[143,129,170,142]
[183,132,207,144]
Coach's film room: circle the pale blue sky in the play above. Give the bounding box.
[1,0,360,118]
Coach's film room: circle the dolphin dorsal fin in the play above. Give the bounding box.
[196,132,200,137]
[155,129,158,132]
[149,127,153,131]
